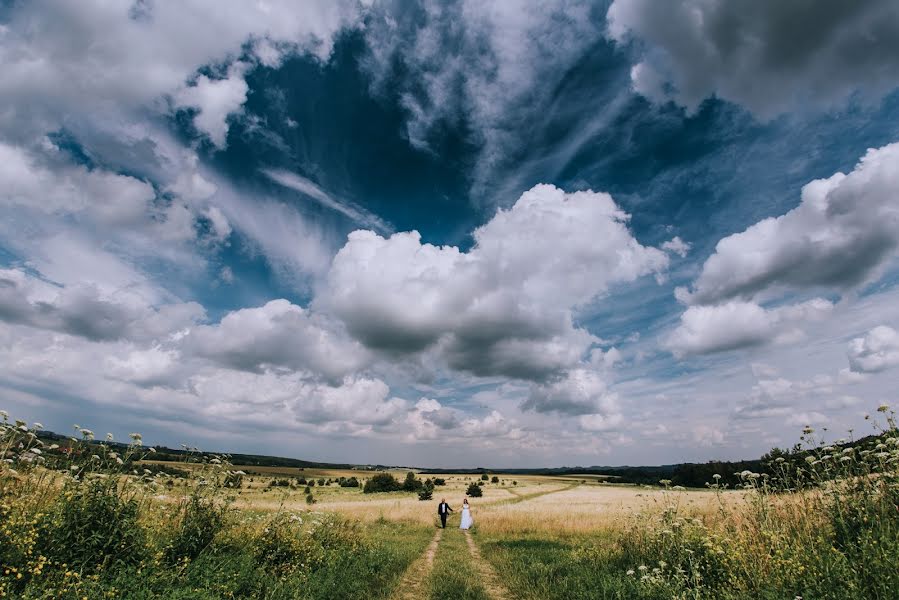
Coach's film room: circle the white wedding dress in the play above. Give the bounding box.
[459,505,473,530]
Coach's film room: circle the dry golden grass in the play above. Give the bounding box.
[210,468,743,533]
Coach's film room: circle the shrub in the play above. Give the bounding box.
[466,483,483,497]
[363,473,402,493]
[253,514,367,576]
[491,476,499,483]
[304,485,311,494]
[165,491,227,563]
[306,493,316,504]
[480,473,489,481]
[433,478,446,486]
[38,478,146,572]
[339,476,360,487]
[402,471,423,491]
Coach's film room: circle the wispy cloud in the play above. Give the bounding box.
[262,168,393,235]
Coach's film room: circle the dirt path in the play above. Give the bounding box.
[498,481,580,506]
[464,531,515,600]
[389,528,443,600]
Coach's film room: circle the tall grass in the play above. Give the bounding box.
[0,412,431,599]
[480,405,899,600]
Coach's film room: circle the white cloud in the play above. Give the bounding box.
[661,236,690,258]
[683,143,899,306]
[787,411,829,428]
[666,298,833,357]
[0,268,204,343]
[0,1,361,142]
[173,62,250,149]
[523,369,621,419]
[262,168,392,234]
[848,325,899,373]
[185,299,370,383]
[608,0,899,117]
[321,184,668,380]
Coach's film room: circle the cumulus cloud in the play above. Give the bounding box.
[0,268,204,342]
[173,62,250,149]
[523,369,621,421]
[682,143,899,306]
[848,325,899,373]
[322,184,668,380]
[666,298,833,357]
[185,299,370,383]
[406,398,522,442]
[608,0,899,117]
[0,1,361,142]
[0,141,195,242]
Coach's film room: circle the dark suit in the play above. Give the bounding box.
[437,501,453,527]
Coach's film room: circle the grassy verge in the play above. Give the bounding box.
[426,528,489,600]
[478,531,658,600]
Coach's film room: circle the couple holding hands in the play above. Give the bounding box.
[437,497,473,529]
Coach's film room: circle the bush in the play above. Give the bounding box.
[491,476,499,483]
[306,493,316,505]
[39,478,146,572]
[402,471,424,492]
[338,476,360,488]
[363,473,402,493]
[165,491,226,563]
[253,514,367,577]
[433,478,446,486]
[466,483,483,497]
[480,474,489,481]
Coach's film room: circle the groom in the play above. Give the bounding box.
[437,498,453,528]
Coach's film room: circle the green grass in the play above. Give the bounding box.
[426,529,489,600]
[478,532,661,600]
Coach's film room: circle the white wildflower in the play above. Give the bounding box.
[877,403,889,413]
[33,422,43,430]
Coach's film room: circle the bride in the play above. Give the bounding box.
[459,498,473,530]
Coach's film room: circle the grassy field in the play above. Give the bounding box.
[2,409,898,599]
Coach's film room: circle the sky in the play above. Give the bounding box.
[2,0,899,468]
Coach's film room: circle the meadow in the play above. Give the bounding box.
[1,407,897,599]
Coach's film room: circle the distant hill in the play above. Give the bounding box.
[34,429,889,489]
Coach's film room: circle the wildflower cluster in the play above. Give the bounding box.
[622,404,899,599]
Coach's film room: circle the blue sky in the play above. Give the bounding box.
[2,0,899,467]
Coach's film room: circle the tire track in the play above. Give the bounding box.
[389,527,443,600]
[463,530,515,600]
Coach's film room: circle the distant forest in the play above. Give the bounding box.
[35,429,889,489]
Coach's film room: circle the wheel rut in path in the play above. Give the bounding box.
[389,528,442,600]
[464,530,515,600]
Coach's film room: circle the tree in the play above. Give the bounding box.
[363,472,402,493]
[402,471,423,492]
[466,483,483,497]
